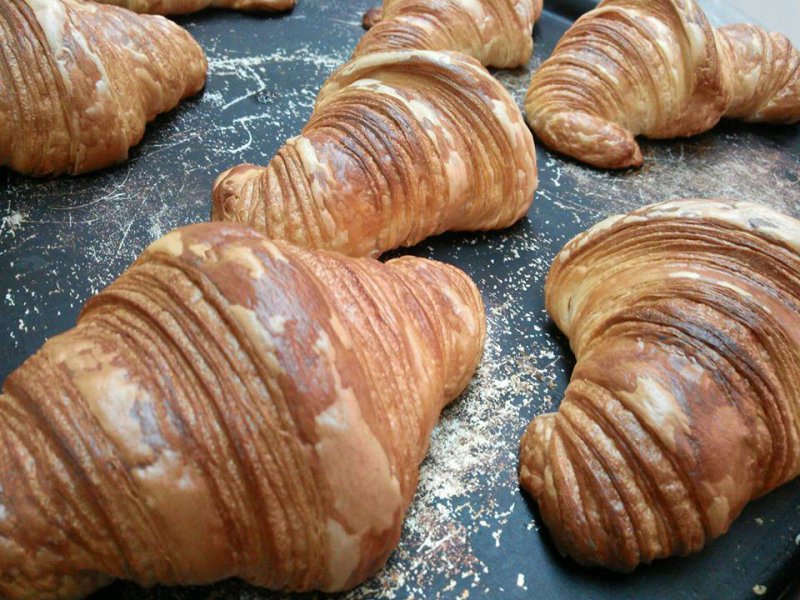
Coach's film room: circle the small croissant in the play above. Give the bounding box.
[0,0,207,177]
[92,0,294,15]
[212,50,538,258]
[520,199,800,571]
[355,0,543,69]
[0,222,485,600]
[525,0,800,169]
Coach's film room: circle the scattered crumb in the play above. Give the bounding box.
[492,529,502,548]
[753,584,767,595]
[0,210,26,238]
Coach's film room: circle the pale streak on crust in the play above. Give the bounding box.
[524,0,800,169]
[616,376,692,453]
[211,49,538,258]
[521,198,800,572]
[149,229,186,257]
[26,0,114,110]
[0,221,486,599]
[313,363,403,589]
[24,0,68,57]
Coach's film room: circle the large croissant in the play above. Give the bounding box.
[92,0,293,15]
[212,50,538,258]
[524,0,800,169]
[0,222,485,599]
[355,0,543,69]
[0,0,206,177]
[520,198,800,571]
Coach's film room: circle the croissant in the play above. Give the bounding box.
[0,221,485,600]
[212,50,538,258]
[524,0,800,169]
[92,0,294,15]
[355,0,543,69]
[0,0,207,177]
[520,198,800,571]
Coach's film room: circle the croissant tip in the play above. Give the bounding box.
[518,413,555,500]
[616,151,644,170]
[583,143,644,170]
[629,144,644,168]
[362,7,382,30]
[211,164,261,221]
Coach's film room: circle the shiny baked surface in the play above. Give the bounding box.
[211,49,538,257]
[525,0,800,169]
[0,0,207,176]
[1,1,799,598]
[522,199,800,571]
[0,222,485,599]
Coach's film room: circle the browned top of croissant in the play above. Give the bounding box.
[0,0,206,176]
[525,0,800,169]
[355,0,543,69]
[212,50,537,258]
[520,198,800,571]
[0,222,485,600]
[93,0,294,15]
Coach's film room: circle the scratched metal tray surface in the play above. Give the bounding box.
[2,0,800,598]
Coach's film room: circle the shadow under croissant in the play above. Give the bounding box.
[170,5,297,28]
[121,95,208,167]
[634,121,800,169]
[516,475,800,597]
[86,578,322,599]
[0,93,207,192]
[380,217,534,264]
[527,118,800,176]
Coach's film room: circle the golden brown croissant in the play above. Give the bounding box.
[212,50,538,258]
[520,198,800,571]
[524,0,800,169]
[355,0,543,68]
[0,221,485,600]
[92,0,293,15]
[0,0,207,177]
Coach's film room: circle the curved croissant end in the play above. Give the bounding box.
[524,0,800,169]
[354,0,543,69]
[520,198,800,571]
[212,50,538,258]
[92,0,294,15]
[0,222,485,600]
[720,24,800,124]
[0,0,207,177]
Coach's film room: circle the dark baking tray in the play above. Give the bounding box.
[1,1,799,598]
